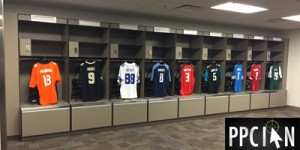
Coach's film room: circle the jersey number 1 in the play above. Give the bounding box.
[43,75,51,87]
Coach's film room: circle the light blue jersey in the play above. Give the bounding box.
[232,64,243,92]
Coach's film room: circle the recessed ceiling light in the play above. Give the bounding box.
[211,2,268,14]
[282,15,300,22]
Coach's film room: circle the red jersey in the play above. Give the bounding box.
[29,61,61,106]
[249,64,261,91]
[180,64,195,96]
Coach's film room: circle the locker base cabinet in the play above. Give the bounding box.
[229,93,250,112]
[269,90,287,108]
[179,95,205,118]
[113,99,147,126]
[250,92,270,110]
[206,94,229,115]
[148,97,178,121]
[21,102,70,137]
[71,101,112,131]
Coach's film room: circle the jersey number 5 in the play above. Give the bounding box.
[213,72,217,81]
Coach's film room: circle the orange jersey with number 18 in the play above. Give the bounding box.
[29,61,60,106]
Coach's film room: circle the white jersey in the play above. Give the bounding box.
[117,62,140,99]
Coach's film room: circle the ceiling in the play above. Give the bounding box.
[8,0,300,31]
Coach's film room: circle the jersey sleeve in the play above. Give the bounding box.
[218,65,222,79]
[150,63,158,81]
[166,64,171,82]
[249,65,253,80]
[240,66,244,80]
[268,66,273,78]
[29,64,37,88]
[232,65,237,80]
[54,63,61,85]
[136,66,140,83]
[204,68,209,82]
[117,65,123,84]
[279,66,282,79]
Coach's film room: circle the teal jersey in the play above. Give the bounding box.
[268,64,282,90]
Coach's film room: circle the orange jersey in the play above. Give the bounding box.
[29,61,60,106]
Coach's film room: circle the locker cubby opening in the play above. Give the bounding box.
[150,46,174,60]
[264,62,282,90]
[174,60,201,95]
[117,45,144,59]
[69,25,109,43]
[72,43,109,58]
[146,32,175,47]
[207,49,225,60]
[109,60,143,99]
[110,29,144,46]
[267,41,285,52]
[245,61,265,91]
[203,36,226,50]
[144,60,173,97]
[230,50,247,61]
[270,51,283,61]
[30,40,67,57]
[180,48,202,60]
[224,61,246,92]
[19,60,68,106]
[176,34,202,48]
[18,21,67,41]
[227,38,248,50]
[248,40,267,51]
[252,51,266,61]
[201,60,225,93]
[68,60,109,102]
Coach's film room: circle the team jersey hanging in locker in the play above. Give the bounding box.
[117,62,140,99]
[232,64,243,92]
[29,61,60,106]
[180,64,195,96]
[204,63,222,94]
[268,64,282,90]
[151,62,171,97]
[249,63,262,91]
[79,61,103,101]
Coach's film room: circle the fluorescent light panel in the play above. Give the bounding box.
[282,15,300,22]
[211,2,268,14]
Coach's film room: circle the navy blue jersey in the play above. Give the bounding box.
[204,63,222,94]
[150,63,171,97]
[79,61,103,101]
[232,64,243,92]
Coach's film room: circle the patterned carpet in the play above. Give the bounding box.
[8,106,300,150]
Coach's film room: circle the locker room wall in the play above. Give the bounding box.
[4,1,280,137]
[276,30,300,107]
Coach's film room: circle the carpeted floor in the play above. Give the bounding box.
[7,106,300,150]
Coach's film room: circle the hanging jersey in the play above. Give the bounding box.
[180,64,195,96]
[249,64,261,91]
[232,64,243,92]
[151,63,171,97]
[117,62,140,99]
[268,64,282,90]
[204,63,222,94]
[29,61,60,106]
[79,61,103,101]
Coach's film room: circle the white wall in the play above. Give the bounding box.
[277,30,300,107]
